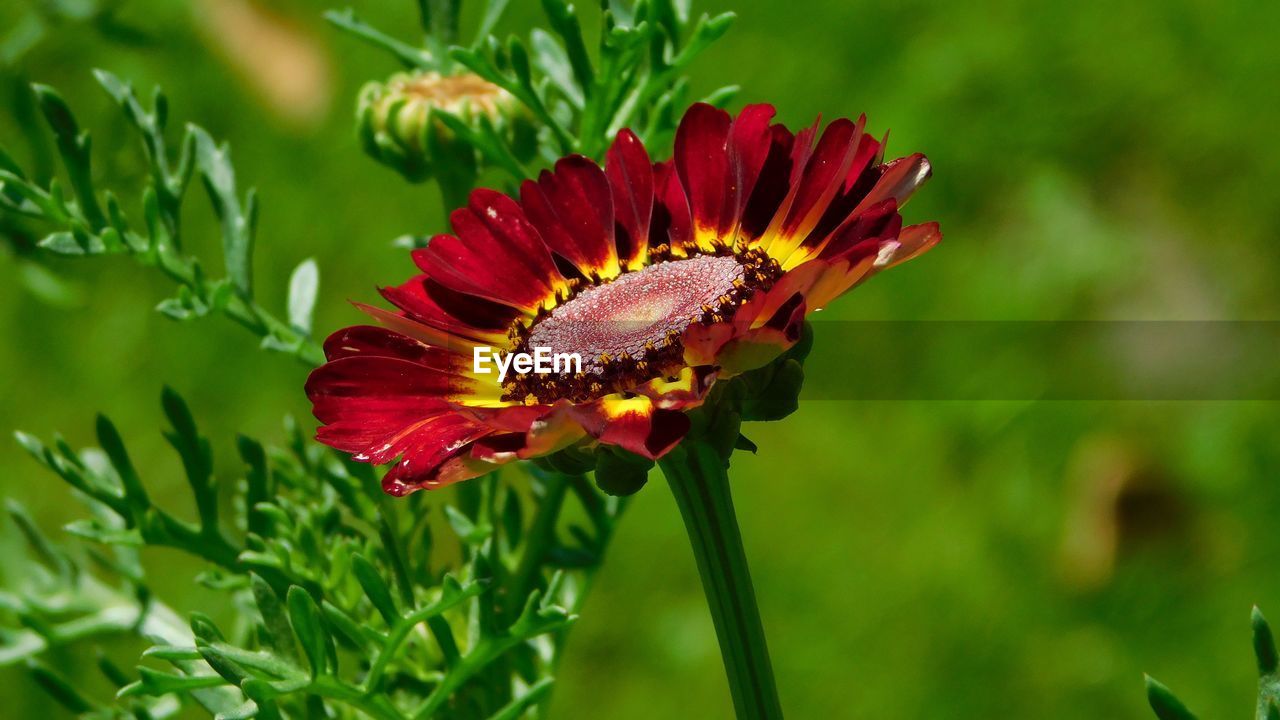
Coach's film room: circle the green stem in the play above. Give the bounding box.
[504,472,569,622]
[658,441,784,720]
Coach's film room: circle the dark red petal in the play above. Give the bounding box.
[787,117,822,184]
[306,355,469,406]
[414,188,564,312]
[520,156,618,278]
[743,116,821,244]
[882,221,942,268]
[817,199,901,261]
[307,349,459,451]
[605,129,653,269]
[310,392,447,450]
[773,118,859,240]
[800,127,882,245]
[381,442,493,496]
[739,125,798,240]
[652,160,693,250]
[468,432,528,462]
[842,122,881,193]
[674,103,732,242]
[723,104,776,236]
[379,276,516,346]
[822,201,904,262]
[362,413,491,466]
[355,303,479,353]
[322,325,437,363]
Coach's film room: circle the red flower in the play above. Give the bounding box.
[307,103,941,495]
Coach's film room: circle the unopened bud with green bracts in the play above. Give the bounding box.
[356,71,536,183]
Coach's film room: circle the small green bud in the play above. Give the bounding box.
[356,71,533,183]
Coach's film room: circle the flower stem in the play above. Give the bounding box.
[659,440,784,720]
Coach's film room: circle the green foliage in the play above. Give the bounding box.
[4,0,1279,717]
[329,0,737,182]
[0,70,322,366]
[0,1,726,713]
[1146,608,1280,720]
[3,387,627,718]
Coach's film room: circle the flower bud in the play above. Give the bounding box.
[356,71,534,182]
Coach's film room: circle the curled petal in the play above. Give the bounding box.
[851,153,932,217]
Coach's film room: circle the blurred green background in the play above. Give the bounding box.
[3,0,1279,717]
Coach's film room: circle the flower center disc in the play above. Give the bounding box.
[504,249,784,404]
[504,253,771,404]
[529,254,744,373]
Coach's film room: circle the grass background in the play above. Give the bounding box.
[2,0,1279,717]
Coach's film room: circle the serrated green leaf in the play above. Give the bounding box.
[32,83,79,140]
[96,414,148,509]
[286,587,330,678]
[191,127,253,297]
[39,231,103,255]
[699,84,740,108]
[64,519,143,545]
[191,613,227,644]
[201,642,302,682]
[352,554,399,625]
[143,645,203,662]
[540,0,594,94]
[161,386,217,529]
[507,34,534,89]
[251,574,298,662]
[120,667,227,698]
[33,83,105,230]
[156,296,200,321]
[238,437,270,536]
[530,29,583,108]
